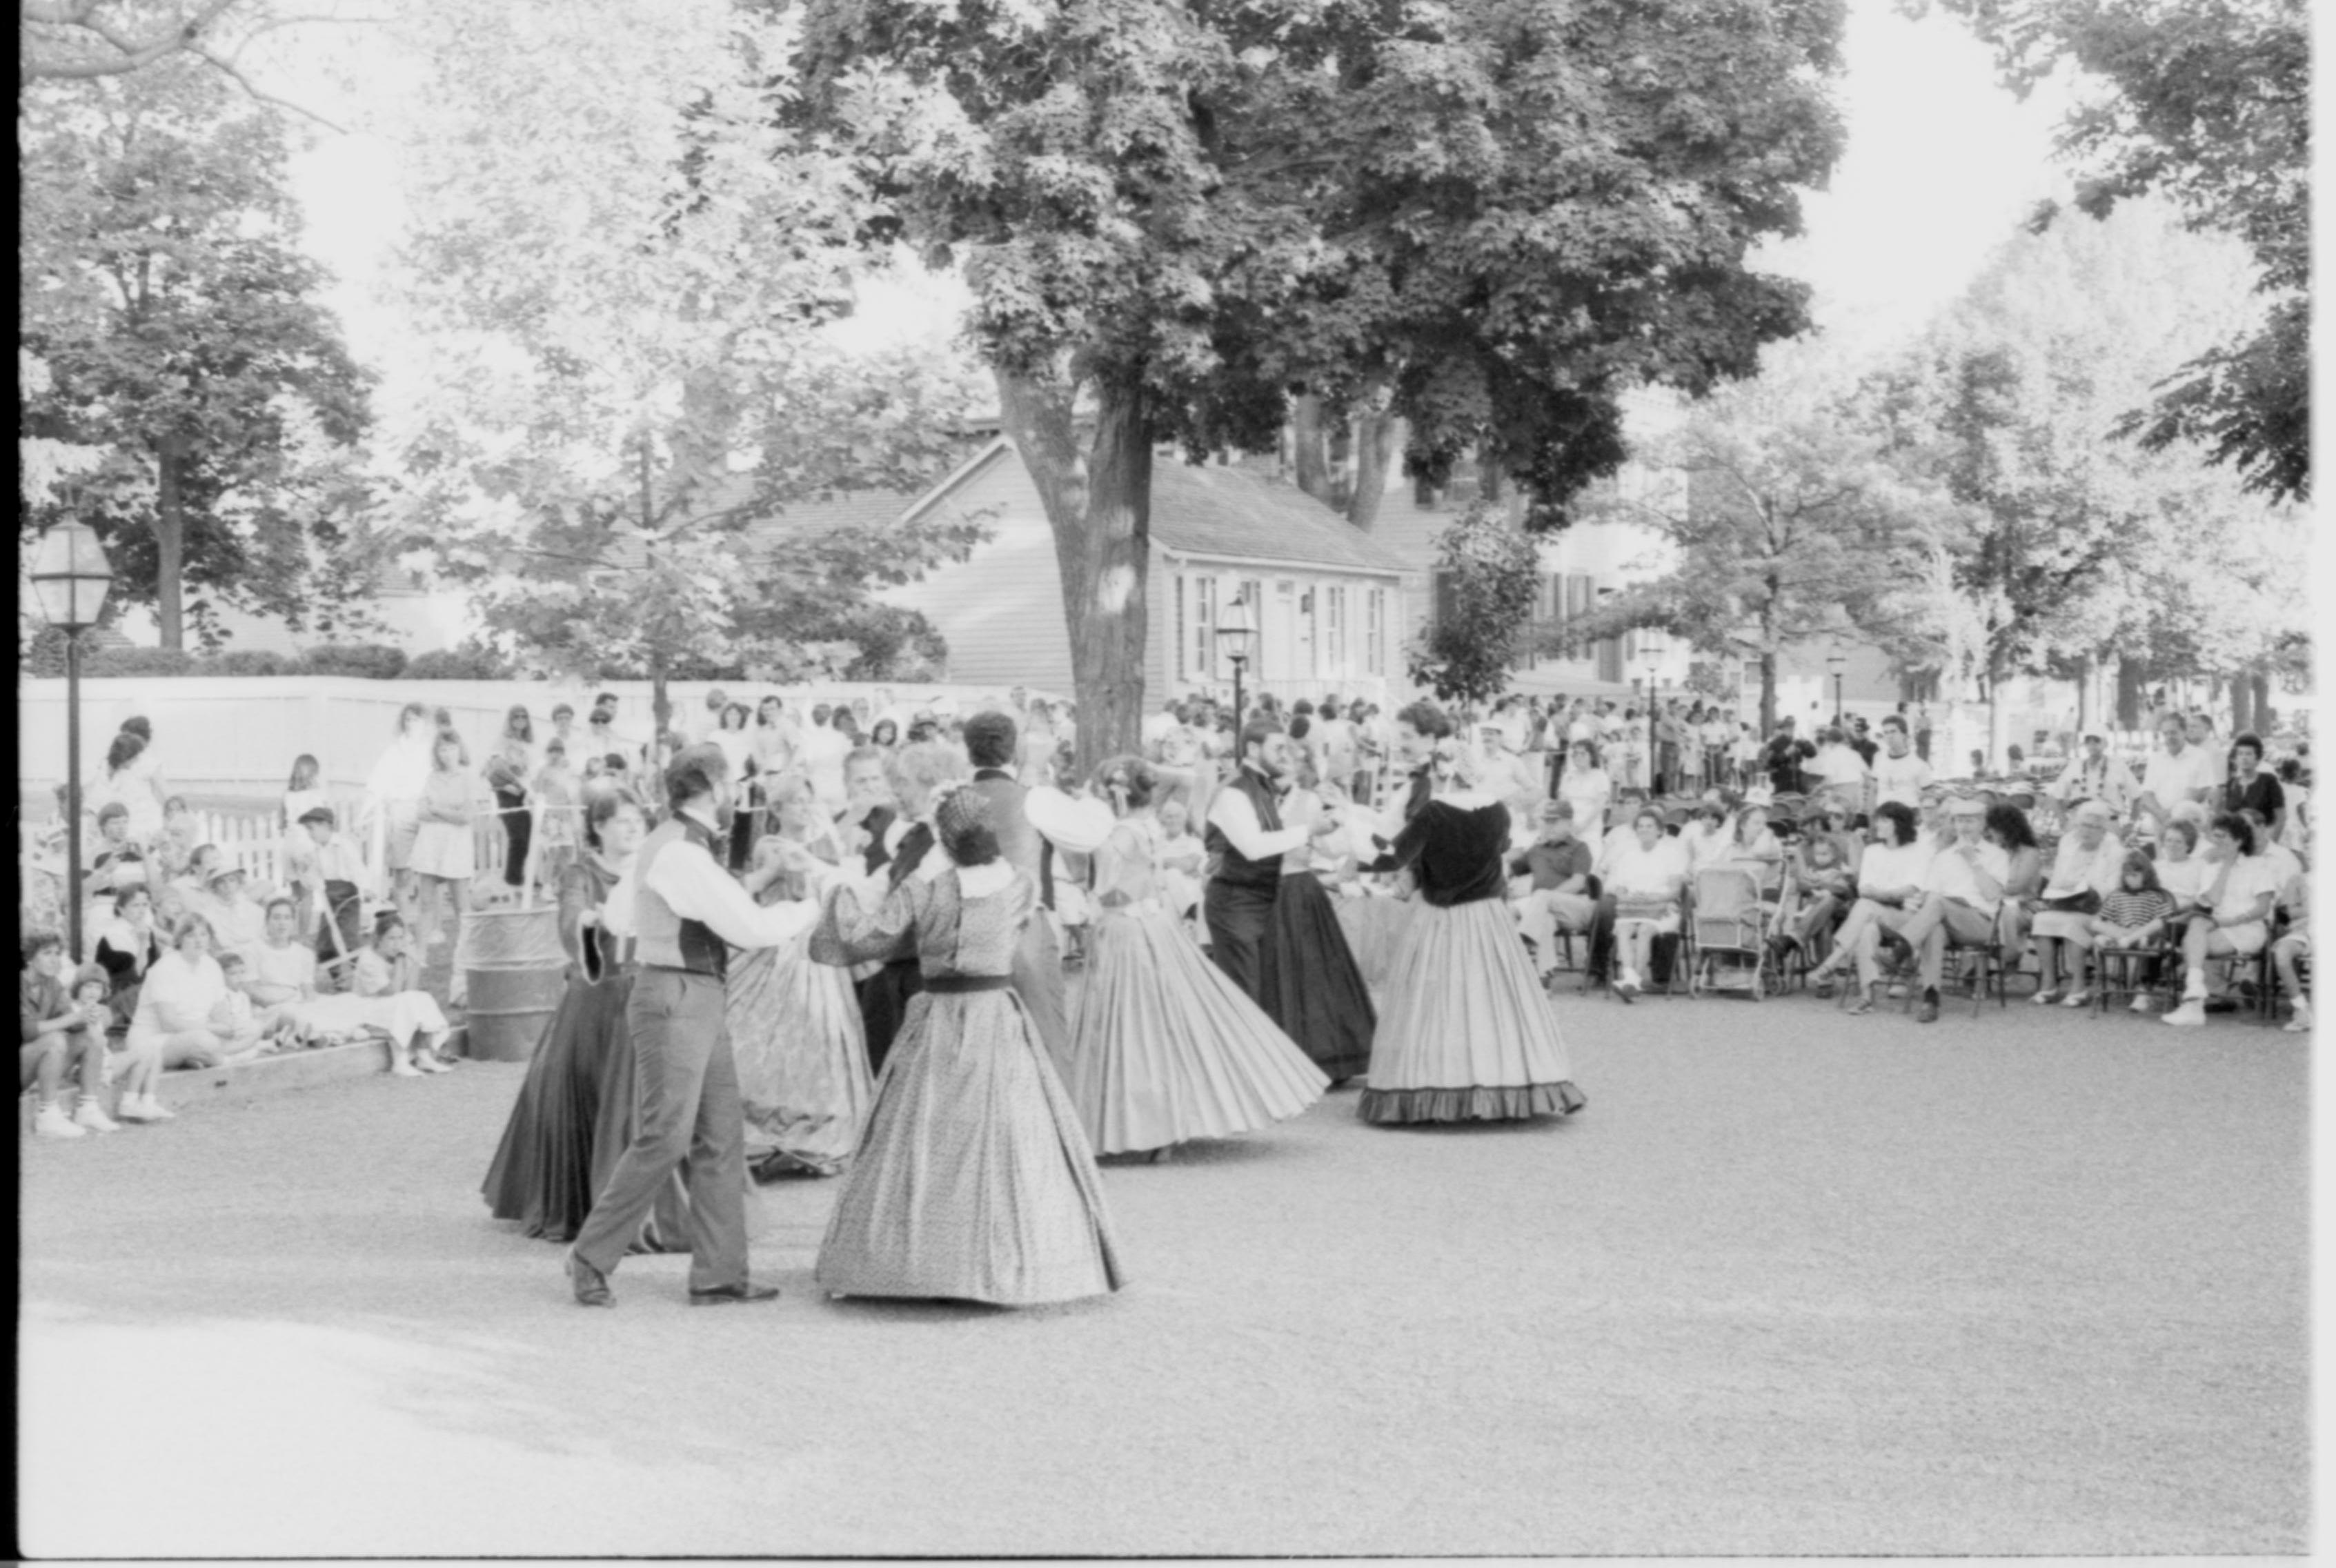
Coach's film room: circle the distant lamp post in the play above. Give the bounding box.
[1827,650,1847,727]
[30,521,117,960]
[1216,586,1258,734]
[1639,627,1668,795]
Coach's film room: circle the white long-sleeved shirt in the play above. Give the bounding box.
[602,810,827,951]
[1923,838,2012,919]
[1205,772,1312,864]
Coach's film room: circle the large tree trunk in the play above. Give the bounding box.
[1291,394,1332,504]
[2230,671,2255,733]
[153,432,186,649]
[998,366,1149,775]
[2252,668,2273,735]
[1756,643,1777,735]
[1345,409,1402,533]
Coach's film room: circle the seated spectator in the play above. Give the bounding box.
[1601,806,1689,1002]
[2030,800,2127,1007]
[1721,804,1787,899]
[121,915,241,1112]
[2273,757,2309,857]
[20,933,115,1138]
[1510,800,1598,986]
[1780,828,1857,964]
[349,914,456,1075]
[188,862,267,963]
[2270,872,2310,1033]
[1898,797,2012,1024]
[208,951,270,1057]
[169,842,223,900]
[1677,799,1735,877]
[2221,733,2285,842]
[2164,813,2281,1029]
[1805,801,1936,1013]
[1986,803,2046,958]
[244,897,321,1015]
[86,801,148,894]
[92,884,163,1024]
[2241,806,2302,890]
[2088,851,2180,1014]
[154,795,201,883]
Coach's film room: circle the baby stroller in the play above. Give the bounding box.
[1690,866,1776,1000]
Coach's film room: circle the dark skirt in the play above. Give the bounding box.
[1258,872,1377,1082]
[855,958,924,1078]
[481,967,690,1251]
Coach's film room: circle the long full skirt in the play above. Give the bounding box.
[480,971,691,1249]
[816,988,1125,1307]
[1067,902,1327,1155]
[1258,873,1377,1082]
[1332,888,1417,993]
[727,931,875,1178]
[1358,897,1587,1125]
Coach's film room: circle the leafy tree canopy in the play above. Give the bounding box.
[1913,0,2308,501]
[19,55,377,649]
[371,0,991,714]
[1408,502,1542,708]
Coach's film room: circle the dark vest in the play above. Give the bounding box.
[633,813,729,980]
[1205,769,1286,892]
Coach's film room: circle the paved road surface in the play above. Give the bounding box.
[20,991,2309,1557]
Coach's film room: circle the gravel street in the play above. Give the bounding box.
[19,991,2309,1558]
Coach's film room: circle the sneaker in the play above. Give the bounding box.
[2061,990,2090,1009]
[2285,1000,2314,1034]
[32,1104,86,1139]
[412,1052,448,1075]
[72,1099,121,1133]
[116,1093,174,1122]
[2163,1000,2208,1028]
[2032,989,2061,1006]
[2129,993,2154,1015]
[389,1058,422,1078]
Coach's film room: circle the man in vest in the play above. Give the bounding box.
[962,710,1072,1076]
[1204,719,1336,1001]
[566,744,826,1308]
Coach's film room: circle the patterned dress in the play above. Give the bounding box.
[811,864,1125,1307]
[726,863,874,1178]
[1067,821,1326,1154]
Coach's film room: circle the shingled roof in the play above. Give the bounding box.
[915,439,1406,575]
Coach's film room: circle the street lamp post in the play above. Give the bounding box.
[1215,586,1258,736]
[1641,628,1667,795]
[30,521,118,960]
[1827,651,1846,728]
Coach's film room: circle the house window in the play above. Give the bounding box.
[1366,588,1386,675]
[1193,575,1218,680]
[1174,575,1187,681]
[1325,586,1346,673]
[1432,570,1459,631]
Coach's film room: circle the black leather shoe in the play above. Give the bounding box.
[1916,987,1940,1024]
[567,1252,614,1308]
[688,1280,782,1307]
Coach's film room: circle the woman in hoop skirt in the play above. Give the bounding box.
[811,787,1124,1307]
[1360,740,1587,1127]
[482,786,690,1249]
[1256,753,1377,1085]
[1062,756,1327,1158]
[726,773,873,1178]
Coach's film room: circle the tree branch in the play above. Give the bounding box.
[185,41,346,131]
[21,0,246,82]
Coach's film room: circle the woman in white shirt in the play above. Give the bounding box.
[1601,807,1690,1001]
[1677,800,1735,878]
[1805,801,1930,1006]
[126,915,232,1081]
[2164,813,2283,1028]
[2028,801,2126,1006]
[1556,740,1614,840]
[2152,818,2209,911]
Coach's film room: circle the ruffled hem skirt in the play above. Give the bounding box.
[817,988,1126,1307]
[727,933,874,1178]
[1359,897,1585,1126]
[1067,902,1327,1154]
[1258,873,1377,1082]
[409,820,475,880]
[480,971,690,1250]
